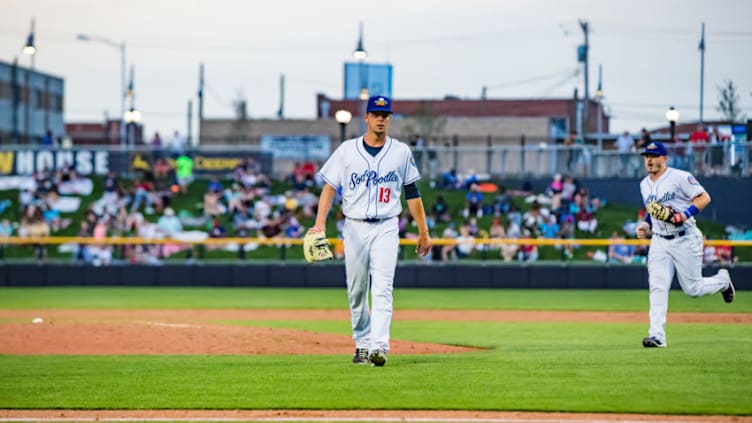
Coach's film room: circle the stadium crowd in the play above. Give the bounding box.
[0,142,738,266]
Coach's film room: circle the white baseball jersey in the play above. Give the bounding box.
[318,136,420,357]
[639,167,705,236]
[639,166,729,346]
[318,136,420,220]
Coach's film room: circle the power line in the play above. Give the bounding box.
[202,81,233,109]
[538,69,581,96]
[484,69,578,90]
[595,21,752,37]
[611,102,705,109]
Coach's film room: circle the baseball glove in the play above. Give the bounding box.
[646,201,684,226]
[303,228,333,263]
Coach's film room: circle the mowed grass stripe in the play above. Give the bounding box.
[1,322,750,414]
[1,287,750,312]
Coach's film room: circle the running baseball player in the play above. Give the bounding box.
[311,95,432,366]
[636,141,735,348]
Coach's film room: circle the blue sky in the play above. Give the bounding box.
[1,0,750,140]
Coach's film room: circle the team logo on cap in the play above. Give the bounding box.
[647,143,658,150]
[374,97,388,106]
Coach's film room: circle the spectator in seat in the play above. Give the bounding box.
[157,208,186,258]
[608,231,635,264]
[175,152,194,194]
[153,157,171,182]
[203,188,226,217]
[517,228,538,263]
[260,216,283,239]
[284,215,305,239]
[208,216,227,239]
[440,169,460,189]
[464,183,484,218]
[207,177,223,193]
[636,128,652,149]
[130,177,155,214]
[455,222,475,258]
[493,185,512,216]
[689,124,709,175]
[441,222,458,261]
[74,221,92,264]
[489,217,515,262]
[0,219,14,258]
[431,195,451,223]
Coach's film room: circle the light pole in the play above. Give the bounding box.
[124,65,140,147]
[666,106,680,142]
[353,22,368,134]
[22,18,36,144]
[595,64,604,151]
[124,108,141,147]
[76,33,126,147]
[335,110,352,144]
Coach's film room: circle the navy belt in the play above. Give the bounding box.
[349,217,389,223]
[658,230,687,240]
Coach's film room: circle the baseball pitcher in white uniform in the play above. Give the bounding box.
[313,96,432,366]
[636,141,735,348]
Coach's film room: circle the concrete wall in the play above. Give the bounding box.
[199,116,550,145]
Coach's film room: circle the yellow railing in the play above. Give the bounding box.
[2,236,751,247]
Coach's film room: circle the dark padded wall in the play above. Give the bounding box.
[1,263,748,290]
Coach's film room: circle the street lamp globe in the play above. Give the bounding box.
[22,19,36,56]
[665,106,679,142]
[352,21,367,60]
[335,109,352,144]
[335,110,352,125]
[124,108,141,124]
[665,106,680,123]
[21,38,36,56]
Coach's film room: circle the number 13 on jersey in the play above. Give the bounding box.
[378,187,391,203]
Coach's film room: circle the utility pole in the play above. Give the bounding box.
[353,21,368,134]
[22,18,36,144]
[698,22,706,125]
[126,65,136,148]
[277,73,285,119]
[578,19,590,136]
[595,64,604,151]
[187,99,193,145]
[197,63,204,146]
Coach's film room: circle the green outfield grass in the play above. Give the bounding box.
[1,287,751,311]
[1,287,750,415]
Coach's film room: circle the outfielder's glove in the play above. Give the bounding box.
[646,201,684,226]
[303,228,333,263]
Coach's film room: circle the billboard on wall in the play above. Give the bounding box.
[0,148,273,177]
[343,63,393,100]
[0,149,110,176]
[128,150,273,176]
[260,135,331,161]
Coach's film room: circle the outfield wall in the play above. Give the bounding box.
[1,263,749,290]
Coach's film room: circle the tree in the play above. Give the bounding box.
[401,101,447,141]
[716,79,746,123]
[232,92,249,144]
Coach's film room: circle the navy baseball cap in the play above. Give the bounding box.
[640,141,668,156]
[366,96,392,114]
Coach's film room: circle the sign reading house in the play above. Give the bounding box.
[0,149,110,176]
